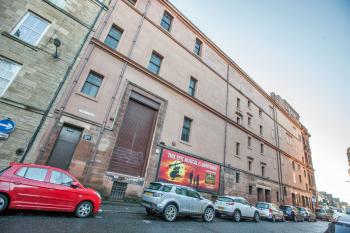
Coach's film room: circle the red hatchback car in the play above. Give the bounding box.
[0,163,102,218]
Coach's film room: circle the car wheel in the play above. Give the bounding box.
[202,207,214,222]
[0,194,9,214]
[163,204,177,222]
[145,207,153,215]
[233,210,241,222]
[254,212,260,223]
[75,201,93,218]
[271,215,276,222]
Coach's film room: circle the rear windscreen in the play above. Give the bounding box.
[148,183,172,192]
[218,197,234,202]
[256,203,269,209]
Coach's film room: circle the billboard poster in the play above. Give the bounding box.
[157,148,220,194]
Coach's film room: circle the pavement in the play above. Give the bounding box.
[0,203,330,233]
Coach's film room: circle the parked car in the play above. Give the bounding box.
[280,205,304,222]
[324,215,350,233]
[141,182,215,222]
[0,163,102,218]
[256,202,285,222]
[298,207,317,222]
[214,196,260,222]
[316,208,335,221]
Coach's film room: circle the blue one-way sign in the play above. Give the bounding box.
[0,118,16,134]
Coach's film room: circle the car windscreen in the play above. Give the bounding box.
[280,206,290,210]
[329,222,350,233]
[256,203,269,209]
[218,197,234,202]
[147,183,172,192]
[0,166,11,175]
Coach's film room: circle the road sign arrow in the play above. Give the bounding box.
[0,123,13,130]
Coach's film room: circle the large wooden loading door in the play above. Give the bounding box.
[108,96,158,177]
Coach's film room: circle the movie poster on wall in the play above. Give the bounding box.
[157,148,221,194]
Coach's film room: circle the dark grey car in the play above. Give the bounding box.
[141,182,215,222]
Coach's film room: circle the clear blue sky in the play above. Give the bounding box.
[170,0,350,203]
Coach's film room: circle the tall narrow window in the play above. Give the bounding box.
[292,161,295,170]
[248,160,252,171]
[127,0,137,5]
[260,143,264,154]
[81,72,103,97]
[104,25,123,50]
[235,172,240,183]
[260,125,263,136]
[236,142,240,156]
[148,52,163,75]
[248,136,251,148]
[299,175,302,183]
[283,187,287,196]
[249,185,253,195]
[248,116,252,126]
[160,11,173,31]
[236,116,241,125]
[0,57,21,96]
[248,100,251,108]
[188,77,197,97]
[194,38,202,56]
[276,191,279,202]
[11,12,50,46]
[259,108,262,117]
[237,98,240,109]
[181,117,192,142]
[261,165,265,177]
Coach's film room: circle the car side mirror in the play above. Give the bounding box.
[70,182,79,189]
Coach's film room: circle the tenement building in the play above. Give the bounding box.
[27,0,316,206]
[0,0,106,167]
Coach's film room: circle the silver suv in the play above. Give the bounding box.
[141,182,215,222]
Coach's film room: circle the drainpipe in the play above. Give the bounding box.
[221,63,229,195]
[36,0,119,162]
[83,0,152,185]
[20,4,105,163]
[273,106,284,204]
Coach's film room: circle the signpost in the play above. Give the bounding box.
[0,118,16,140]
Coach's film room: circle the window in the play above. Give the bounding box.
[248,116,252,126]
[259,108,262,117]
[298,164,300,170]
[248,100,251,108]
[248,160,252,171]
[23,167,47,181]
[160,11,173,31]
[188,77,197,97]
[104,25,123,50]
[283,186,287,196]
[260,143,264,154]
[11,12,49,46]
[260,125,263,136]
[236,98,240,109]
[299,175,302,183]
[306,184,308,191]
[249,185,253,195]
[292,161,295,170]
[50,170,73,186]
[194,38,202,56]
[235,142,240,156]
[261,165,265,177]
[148,52,163,75]
[127,0,137,5]
[16,167,27,177]
[304,170,306,177]
[235,172,240,183]
[181,117,192,142]
[276,191,279,202]
[236,116,241,125]
[0,57,21,96]
[248,136,251,148]
[81,72,103,97]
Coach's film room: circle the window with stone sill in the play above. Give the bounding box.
[11,11,50,46]
[160,11,173,32]
[0,57,21,96]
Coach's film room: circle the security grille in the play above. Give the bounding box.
[110,181,127,200]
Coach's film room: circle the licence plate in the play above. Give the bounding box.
[144,192,153,196]
[218,206,224,210]
[142,202,151,208]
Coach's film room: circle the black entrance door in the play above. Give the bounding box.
[47,125,82,170]
[108,98,158,177]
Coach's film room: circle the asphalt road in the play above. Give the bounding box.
[0,204,330,233]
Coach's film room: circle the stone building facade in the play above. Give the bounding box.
[27,0,316,206]
[0,0,106,167]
